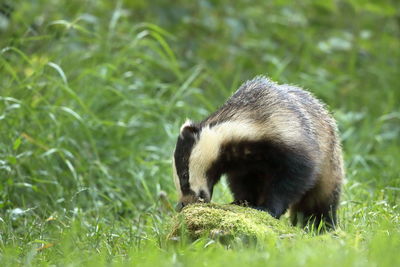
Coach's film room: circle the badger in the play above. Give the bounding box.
[172,76,344,229]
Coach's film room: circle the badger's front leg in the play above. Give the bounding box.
[227,171,262,208]
[256,185,292,219]
[227,171,288,218]
[258,166,316,218]
[227,171,292,218]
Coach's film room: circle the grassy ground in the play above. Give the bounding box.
[1,0,399,266]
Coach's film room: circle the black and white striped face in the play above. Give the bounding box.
[172,119,261,211]
[172,120,213,211]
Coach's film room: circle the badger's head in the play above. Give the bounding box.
[172,120,219,211]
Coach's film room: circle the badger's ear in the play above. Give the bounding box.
[180,119,199,139]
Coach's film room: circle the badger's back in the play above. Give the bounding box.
[201,77,340,161]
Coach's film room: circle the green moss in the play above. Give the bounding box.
[169,203,301,240]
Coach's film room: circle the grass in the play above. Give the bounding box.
[0,0,399,266]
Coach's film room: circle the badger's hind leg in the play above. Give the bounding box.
[290,147,343,231]
[290,181,341,230]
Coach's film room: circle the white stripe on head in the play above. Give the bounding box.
[188,120,265,196]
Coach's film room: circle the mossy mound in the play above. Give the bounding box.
[169,203,301,240]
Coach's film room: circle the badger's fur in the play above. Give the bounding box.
[172,76,344,228]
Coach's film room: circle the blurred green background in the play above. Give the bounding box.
[0,0,399,266]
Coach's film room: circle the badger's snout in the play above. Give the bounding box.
[175,191,210,212]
